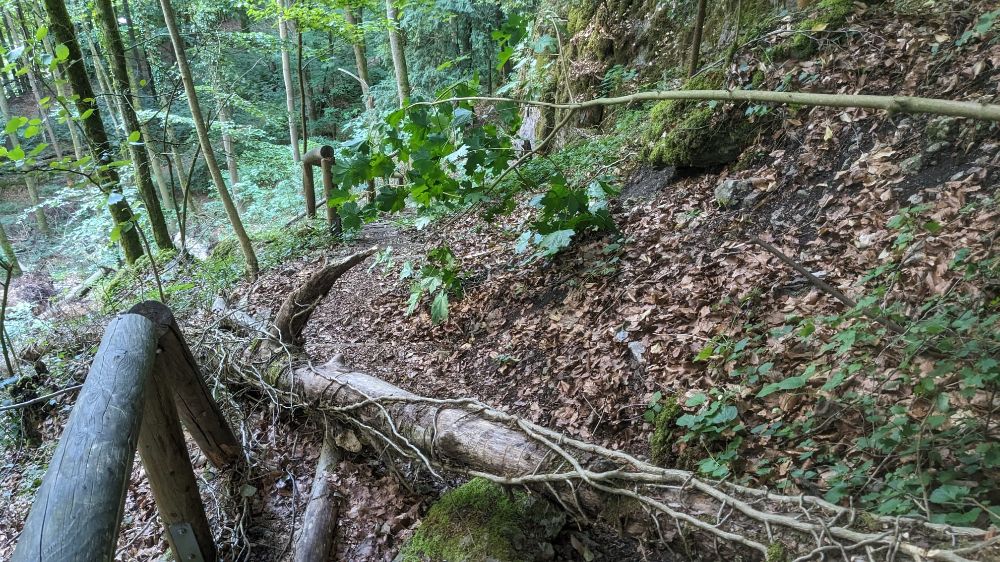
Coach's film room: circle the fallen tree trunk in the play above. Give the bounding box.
[264,359,994,561]
[294,427,342,562]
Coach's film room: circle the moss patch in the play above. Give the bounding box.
[766,542,788,562]
[401,478,564,562]
[650,396,681,466]
[769,0,857,60]
[640,72,761,168]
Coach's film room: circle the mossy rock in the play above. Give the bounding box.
[401,478,565,562]
[766,542,788,562]
[640,72,762,168]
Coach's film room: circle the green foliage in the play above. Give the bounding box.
[675,389,746,478]
[701,204,1000,526]
[401,477,561,562]
[767,0,857,60]
[403,246,463,325]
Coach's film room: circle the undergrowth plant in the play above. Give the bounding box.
[677,203,1000,526]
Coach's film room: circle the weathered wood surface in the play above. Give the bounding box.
[138,366,216,561]
[294,429,342,562]
[320,157,340,232]
[129,301,243,468]
[12,314,158,562]
[301,144,334,166]
[271,248,376,346]
[303,160,317,218]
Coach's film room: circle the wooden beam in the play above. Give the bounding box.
[128,301,243,468]
[138,365,216,561]
[12,314,159,562]
[320,157,340,232]
[301,144,333,166]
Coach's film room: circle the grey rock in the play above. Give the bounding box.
[715,179,753,207]
[925,141,948,154]
[926,116,958,142]
[900,154,923,175]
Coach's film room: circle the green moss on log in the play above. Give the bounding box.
[769,0,857,60]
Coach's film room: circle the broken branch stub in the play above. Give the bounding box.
[271,247,377,347]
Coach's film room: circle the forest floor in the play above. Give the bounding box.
[2,2,999,561]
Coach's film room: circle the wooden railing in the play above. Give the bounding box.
[12,301,242,562]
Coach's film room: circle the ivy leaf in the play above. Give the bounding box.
[54,44,69,61]
[36,27,48,41]
[685,393,707,407]
[128,130,141,143]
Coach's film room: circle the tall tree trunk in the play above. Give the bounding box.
[120,0,153,87]
[297,29,308,154]
[94,0,174,251]
[278,0,300,162]
[218,102,239,186]
[386,0,410,107]
[0,223,21,276]
[84,32,122,133]
[159,0,259,277]
[43,0,144,264]
[688,0,707,77]
[0,20,21,93]
[343,8,373,109]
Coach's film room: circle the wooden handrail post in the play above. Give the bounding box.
[138,368,216,561]
[320,156,341,233]
[301,145,333,219]
[12,314,159,562]
[128,301,243,468]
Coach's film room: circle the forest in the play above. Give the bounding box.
[0,0,999,559]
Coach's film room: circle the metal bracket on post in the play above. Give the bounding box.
[168,522,206,562]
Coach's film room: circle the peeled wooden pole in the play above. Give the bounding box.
[12,314,158,562]
[320,157,340,232]
[301,145,333,218]
[294,429,342,562]
[138,365,216,561]
[129,300,243,468]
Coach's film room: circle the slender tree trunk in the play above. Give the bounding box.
[94,0,174,251]
[159,0,258,277]
[0,223,21,276]
[219,102,239,186]
[297,30,308,153]
[0,21,20,92]
[121,0,153,87]
[278,0,300,161]
[343,8,373,109]
[43,0,144,264]
[386,0,411,107]
[84,32,122,133]
[688,0,707,77]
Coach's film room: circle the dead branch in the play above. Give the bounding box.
[294,425,342,562]
[271,247,377,347]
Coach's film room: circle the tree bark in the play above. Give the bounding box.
[688,0,707,77]
[343,8,373,109]
[294,429,341,562]
[219,102,239,186]
[43,0,144,264]
[9,3,63,161]
[158,0,259,277]
[84,31,122,133]
[278,0,300,162]
[95,0,175,252]
[386,0,410,107]
[298,29,308,154]
[0,223,21,276]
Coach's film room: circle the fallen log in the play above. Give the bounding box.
[294,427,342,562]
[261,359,995,561]
[59,266,113,305]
